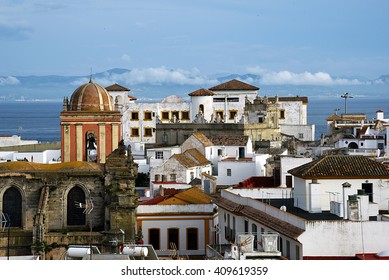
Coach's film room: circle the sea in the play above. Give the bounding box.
[0,97,388,143]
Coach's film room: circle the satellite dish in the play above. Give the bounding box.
[280,205,287,211]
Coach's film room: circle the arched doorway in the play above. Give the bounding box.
[2,187,22,227]
[348,142,358,149]
[67,186,86,226]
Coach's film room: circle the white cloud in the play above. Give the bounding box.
[0,76,20,85]
[121,54,131,63]
[246,66,364,86]
[71,67,218,87]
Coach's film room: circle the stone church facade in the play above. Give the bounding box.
[0,79,138,260]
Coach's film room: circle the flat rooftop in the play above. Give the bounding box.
[256,198,343,221]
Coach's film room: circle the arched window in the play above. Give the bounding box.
[2,187,22,227]
[199,104,204,115]
[67,186,86,226]
[86,131,97,162]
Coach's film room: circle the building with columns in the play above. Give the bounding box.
[60,79,122,163]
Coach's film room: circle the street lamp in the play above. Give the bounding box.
[341,92,353,114]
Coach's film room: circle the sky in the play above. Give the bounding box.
[0,0,389,87]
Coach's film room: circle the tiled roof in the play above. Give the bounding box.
[209,79,259,91]
[215,197,304,240]
[188,88,215,96]
[192,131,214,147]
[172,154,198,168]
[288,155,389,179]
[172,187,213,204]
[202,172,216,180]
[105,83,130,91]
[143,188,213,205]
[184,148,210,165]
[208,135,249,146]
[0,161,103,173]
[326,114,343,121]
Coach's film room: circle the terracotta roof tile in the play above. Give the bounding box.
[209,79,259,91]
[172,154,198,168]
[215,197,304,240]
[326,114,343,121]
[188,88,215,96]
[288,155,389,179]
[183,148,210,165]
[105,83,130,91]
[173,187,213,204]
[192,131,214,147]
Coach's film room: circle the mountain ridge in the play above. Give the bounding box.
[0,68,388,101]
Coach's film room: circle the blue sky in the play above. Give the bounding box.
[0,0,388,87]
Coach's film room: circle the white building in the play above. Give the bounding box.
[150,148,212,196]
[137,187,217,259]
[0,135,38,147]
[268,96,315,141]
[215,155,389,259]
[189,79,258,123]
[0,149,61,164]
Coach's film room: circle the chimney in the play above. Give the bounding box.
[376,110,384,120]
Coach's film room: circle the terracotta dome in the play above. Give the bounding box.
[69,79,114,112]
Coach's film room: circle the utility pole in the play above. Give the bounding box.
[341,92,353,114]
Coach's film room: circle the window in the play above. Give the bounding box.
[244,220,249,233]
[181,111,190,120]
[154,174,160,182]
[187,228,198,250]
[168,228,179,250]
[131,128,139,137]
[218,149,223,156]
[155,151,163,159]
[190,172,194,180]
[227,97,239,102]
[213,98,225,102]
[67,186,86,226]
[286,240,291,259]
[295,245,300,260]
[229,110,238,120]
[252,224,258,250]
[130,111,139,120]
[298,133,304,139]
[144,111,152,121]
[227,169,232,176]
[279,109,285,119]
[161,111,169,120]
[199,104,204,114]
[170,174,176,182]
[215,110,224,120]
[149,229,160,250]
[144,127,153,137]
[171,111,179,121]
[3,187,22,227]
